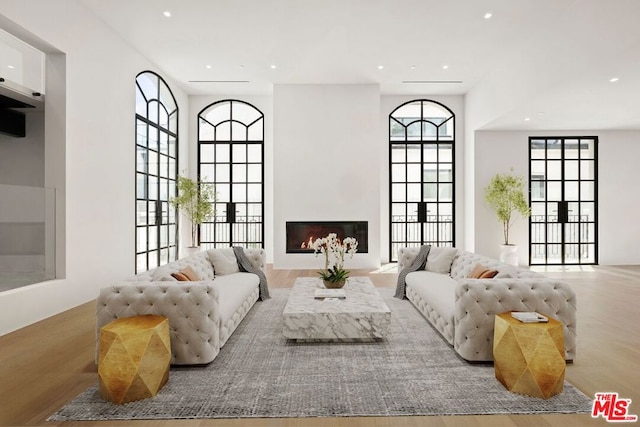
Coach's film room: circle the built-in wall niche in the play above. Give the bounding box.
[0,27,45,96]
[0,28,45,138]
[286,221,368,254]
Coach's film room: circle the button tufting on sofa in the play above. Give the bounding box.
[398,247,577,362]
[96,248,266,366]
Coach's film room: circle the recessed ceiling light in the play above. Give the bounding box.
[524,117,531,121]
[484,12,493,19]
[442,65,449,70]
[7,65,15,69]
[378,65,384,70]
[205,65,212,69]
[410,65,417,70]
[610,77,619,83]
[163,11,171,17]
[270,64,277,69]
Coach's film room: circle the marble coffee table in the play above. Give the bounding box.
[282,276,391,341]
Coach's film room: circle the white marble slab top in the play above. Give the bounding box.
[282,276,391,340]
[283,276,391,315]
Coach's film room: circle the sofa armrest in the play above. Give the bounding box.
[96,281,220,365]
[243,248,266,272]
[397,247,421,271]
[453,278,577,361]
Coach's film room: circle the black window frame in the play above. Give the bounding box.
[389,99,455,262]
[135,70,179,273]
[197,99,265,249]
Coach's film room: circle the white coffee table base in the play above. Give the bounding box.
[282,277,391,340]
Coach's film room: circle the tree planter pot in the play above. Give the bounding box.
[499,244,519,266]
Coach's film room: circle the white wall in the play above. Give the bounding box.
[189,95,274,263]
[273,84,380,269]
[0,0,190,336]
[475,130,640,265]
[595,131,640,265]
[474,131,530,263]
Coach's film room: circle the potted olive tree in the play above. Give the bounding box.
[170,176,216,251]
[484,169,531,265]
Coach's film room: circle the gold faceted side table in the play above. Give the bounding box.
[98,315,171,404]
[493,312,566,399]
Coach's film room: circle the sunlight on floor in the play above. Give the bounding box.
[371,263,398,274]
[530,265,595,273]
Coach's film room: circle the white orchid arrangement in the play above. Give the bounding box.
[311,233,358,283]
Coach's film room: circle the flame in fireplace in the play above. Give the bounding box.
[286,221,367,254]
[301,236,315,249]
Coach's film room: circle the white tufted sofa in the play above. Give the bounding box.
[398,247,577,362]
[96,248,265,365]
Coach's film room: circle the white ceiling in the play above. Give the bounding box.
[80,0,640,131]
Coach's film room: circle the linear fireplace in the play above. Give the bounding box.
[286,221,368,253]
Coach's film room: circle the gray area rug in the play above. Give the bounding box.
[50,288,593,420]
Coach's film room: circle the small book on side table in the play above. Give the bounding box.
[314,289,346,299]
[511,311,548,323]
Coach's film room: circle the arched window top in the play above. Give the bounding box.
[199,100,264,142]
[390,99,454,142]
[199,99,263,127]
[136,71,178,130]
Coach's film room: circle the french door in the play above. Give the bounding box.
[389,100,455,262]
[198,100,264,249]
[529,137,598,265]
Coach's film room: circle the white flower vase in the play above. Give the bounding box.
[499,244,519,266]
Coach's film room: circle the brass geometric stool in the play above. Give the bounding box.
[98,315,171,404]
[493,312,565,399]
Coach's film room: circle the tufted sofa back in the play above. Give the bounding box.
[135,251,214,282]
[449,250,545,280]
[134,248,266,283]
[397,246,544,280]
[97,247,266,365]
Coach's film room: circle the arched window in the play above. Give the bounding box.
[198,100,264,249]
[135,71,179,273]
[389,99,455,261]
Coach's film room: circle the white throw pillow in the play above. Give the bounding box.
[425,246,458,274]
[207,248,240,276]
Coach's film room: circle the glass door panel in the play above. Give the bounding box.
[529,137,598,265]
[198,100,264,249]
[389,100,455,261]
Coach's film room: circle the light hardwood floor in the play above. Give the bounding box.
[1,265,638,427]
